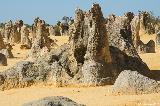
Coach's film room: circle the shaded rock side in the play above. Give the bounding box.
[106,12,149,78]
[0,53,7,66]
[0,43,14,58]
[0,32,5,50]
[137,40,155,53]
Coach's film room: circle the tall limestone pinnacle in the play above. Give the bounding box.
[84,3,111,63]
[28,17,56,59]
[73,3,113,86]
[68,4,113,83]
[20,25,32,49]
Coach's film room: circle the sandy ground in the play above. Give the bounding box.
[0,36,69,72]
[0,35,160,106]
[1,86,160,106]
[139,34,160,70]
[50,35,69,46]
[140,53,160,70]
[0,44,29,72]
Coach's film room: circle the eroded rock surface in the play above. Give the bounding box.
[106,12,149,78]
[28,18,56,59]
[0,32,5,50]
[3,20,12,43]
[0,53,7,66]
[0,4,156,93]
[81,4,112,86]
[10,20,23,44]
[0,30,13,58]
[20,25,32,49]
[112,70,160,94]
[23,96,85,106]
[137,40,155,53]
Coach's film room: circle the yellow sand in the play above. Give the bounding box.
[139,33,160,70]
[0,44,29,72]
[0,85,160,106]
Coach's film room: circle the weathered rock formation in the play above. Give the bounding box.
[31,18,37,40]
[23,96,85,106]
[0,61,34,90]
[106,12,149,77]
[112,70,160,94]
[108,13,159,94]
[156,31,160,45]
[0,4,155,93]
[146,40,156,53]
[0,49,14,58]
[81,4,112,85]
[137,40,155,53]
[48,25,55,36]
[20,25,32,49]
[0,4,114,90]
[0,32,5,50]
[60,23,69,36]
[28,18,56,59]
[131,15,140,49]
[3,20,12,43]
[109,15,158,94]
[137,40,147,53]
[0,29,14,58]
[0,53,7,66]
[5,43,14,58]
[126,11,157,51]
[53,25,61,36]
[10,20,23,44]
[139,11,155,35]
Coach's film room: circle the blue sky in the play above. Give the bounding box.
[0,0,159,25]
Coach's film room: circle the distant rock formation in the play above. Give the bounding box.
[139,11,155,35]
[3,20,12,43]
[0,32,5,50]
[48,25,55,36]
[0,29,13,58]
[124,11,157,52]
[10,20,23,44]
[0,53,7,66]
[145,40,155,53]
[20,25,32,49]
[156,31,160,45]
[137,40,155,53]
[59,23,69,36]
[28,18,56,59]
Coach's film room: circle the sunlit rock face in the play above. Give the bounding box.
[28,17,56,59]
[20,25,32,49]
[10,20,23,44]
